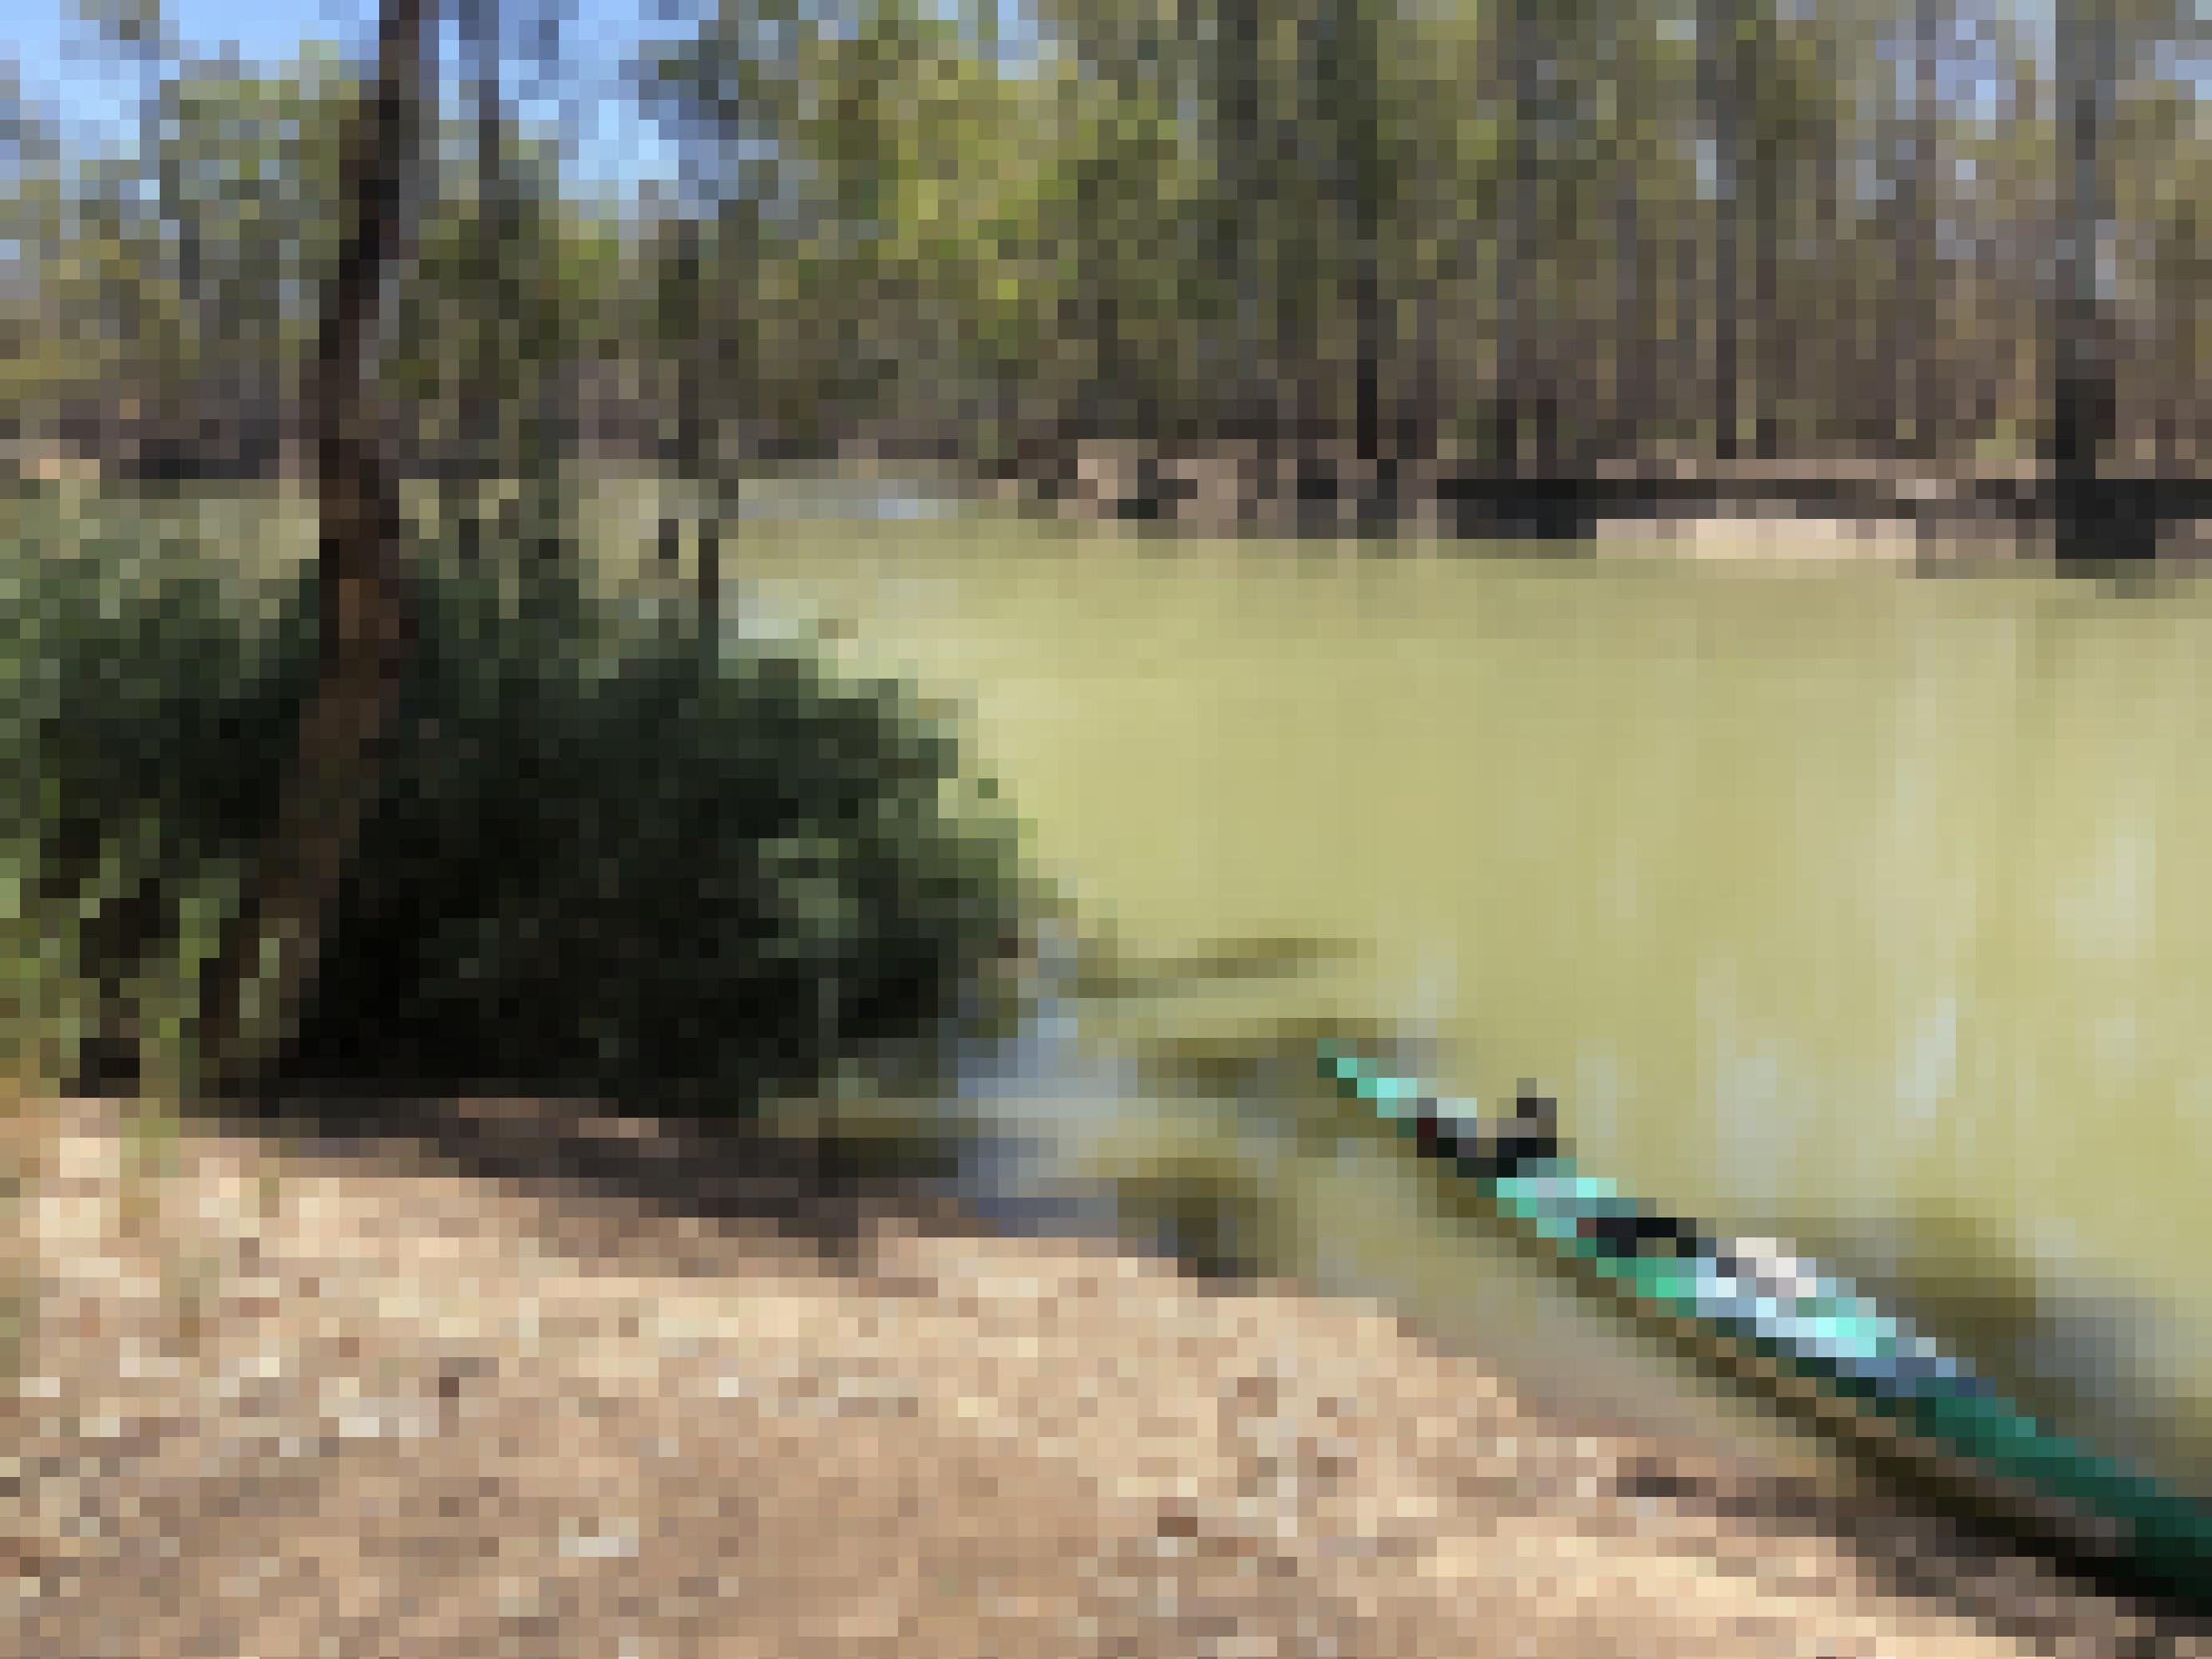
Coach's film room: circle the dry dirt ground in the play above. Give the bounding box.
[6,1091,2207,1659]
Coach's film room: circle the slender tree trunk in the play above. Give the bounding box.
[1610,26,1653,461]
[1497,0,1541,472]
[1407,279,1440,500]
[1697,0,1742,465]
[458,0,504,559]
[1199,0,1264,470]
[2050,0,2142,563]
[1812,49,1844,460]
[679,224,719,642]
[1512,0,1541,472]
[1329,0,1387,523]
[193,0,428,1099]
[1893,0,1942,465]
[1914,0,1941,467]
[687,210,735,640]
[1742,10,1775,461]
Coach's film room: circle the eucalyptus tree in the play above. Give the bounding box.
[0,64,90,449]
[1031,0,1423,500]
[1894,0,1948,463]
[634,0,857,463]
[194,0,433,1095]
[140,58,357,477]
[55,0,176,472]
[453,0,508,555]
[2099,0,2207,481]
[1696,0,1751,461]
[2048,0,2131,560]
[2119,38,2210,473]
[634,0,1186,473]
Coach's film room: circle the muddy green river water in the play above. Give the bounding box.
[590,482,2212,1498]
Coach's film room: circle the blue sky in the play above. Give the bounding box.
[10,0,709,189]
[6,0,2200,197]
[6,0,1046,192]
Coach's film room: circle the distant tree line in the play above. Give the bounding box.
[3,0,2206,548]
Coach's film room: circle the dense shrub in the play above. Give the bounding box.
[2,498,1031,1118]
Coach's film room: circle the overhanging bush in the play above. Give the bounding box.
[2,505,1031,1118]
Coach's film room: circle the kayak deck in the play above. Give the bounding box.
[1317,1042,2212,1609]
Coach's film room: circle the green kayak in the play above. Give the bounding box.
[1317,1041,2212,1609]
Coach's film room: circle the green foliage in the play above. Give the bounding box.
[2,499,1031,1118]
[0,505,287,1089]
[10,1,2211,485]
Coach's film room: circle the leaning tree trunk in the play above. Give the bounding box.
[193,0,429,1099]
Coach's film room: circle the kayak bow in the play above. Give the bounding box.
[1316,1041,2212,1607]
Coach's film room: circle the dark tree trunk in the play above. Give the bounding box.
[658,214,724,636]
[1328,0,1387,525]
[1209,0,1276,458]
[1742,9,1776,461]
[193,0,429,1099]
[1497,0,1552,474]
[457,0,504,560]
[1698,0,1742,464]
[687,326,718,639]
[1892,0,1944,466]
[1610,22,1655,461]
[2050,0,2147,564]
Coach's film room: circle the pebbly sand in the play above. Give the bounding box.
[7,1091,2207,1658]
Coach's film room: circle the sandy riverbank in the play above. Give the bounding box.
[7,1091,2207,1657]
